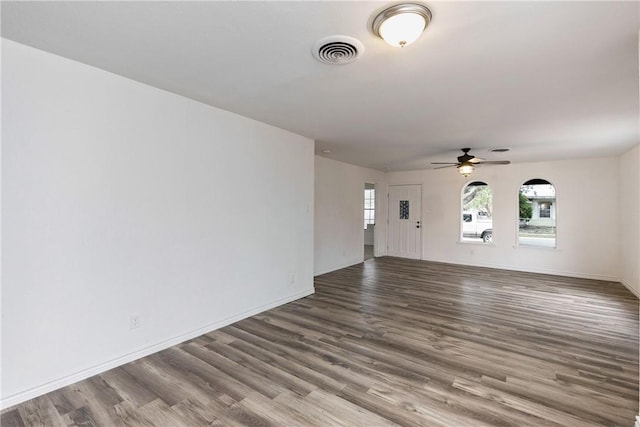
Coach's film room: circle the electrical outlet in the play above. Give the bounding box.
[130,314,141,330]
[289,272,295,284]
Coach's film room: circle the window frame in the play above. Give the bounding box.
[364,188,375,230]
[517,179,557,249]
[460,180,494,244]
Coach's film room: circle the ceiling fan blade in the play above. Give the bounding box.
[475,160,511,165]
[431,162,458,165]
[434,165,457,169]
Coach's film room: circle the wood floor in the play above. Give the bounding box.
[3,257,638,426]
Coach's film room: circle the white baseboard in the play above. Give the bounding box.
[634,414,640,427]
[314,260,363,277]
[621,279,640,299]
[422,256,620,283]
[0,288,315,410]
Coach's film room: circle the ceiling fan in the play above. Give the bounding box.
[431,148,511,176]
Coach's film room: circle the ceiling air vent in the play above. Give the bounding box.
[312,35,364,65]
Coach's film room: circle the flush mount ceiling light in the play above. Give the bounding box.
[371,3,432,47]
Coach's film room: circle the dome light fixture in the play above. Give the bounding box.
[457,161,475,177]
[371,3,432,48]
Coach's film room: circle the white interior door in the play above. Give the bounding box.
[388,185,422,259]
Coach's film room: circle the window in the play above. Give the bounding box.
[539,202,551,218]
[399,200,409,219]
[364,188,375,229]
[518,179,556,248]
[461,181,493,243]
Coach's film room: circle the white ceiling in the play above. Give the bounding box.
[2,1,639,171]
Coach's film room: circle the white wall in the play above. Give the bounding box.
[387,157,621,281]
[1,39,315,407]
[314,156,385,276]
[619,144,640,296]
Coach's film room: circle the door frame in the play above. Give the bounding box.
[364,182,376,260]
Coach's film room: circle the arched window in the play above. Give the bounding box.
[518,179,556,247]
[461,181,493,243]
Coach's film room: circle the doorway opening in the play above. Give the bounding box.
[364,183,375,260]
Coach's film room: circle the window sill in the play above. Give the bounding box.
[457,240,495,247]
[514,244,559,251]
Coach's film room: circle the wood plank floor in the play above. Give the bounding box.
[3,257,638,426]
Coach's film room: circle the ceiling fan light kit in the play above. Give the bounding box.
[371,3,432,47]
[457,161,475,177]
